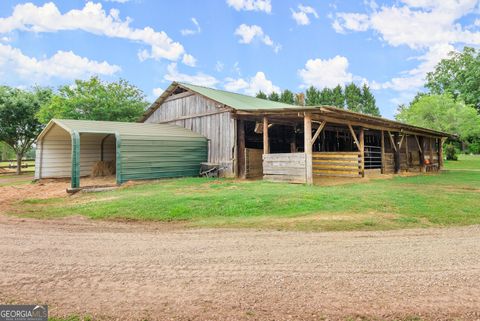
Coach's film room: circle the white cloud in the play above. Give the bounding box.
[182,54,196,67]
[371,43,456,91]
[224,71,279,95]
[0,2,191,63]
[291,5,319,25]
[152,87,164,97]
[164,63,218,87]
[234,24,281,53]
[181,17,201,36]
[332,0,480,50]
[332,13,370,33]
[298,55,354,88]
[0,44,120,81]
[226,0,272,13]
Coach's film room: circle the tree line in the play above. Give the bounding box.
[255,82,381,116]
[396,46,480,155]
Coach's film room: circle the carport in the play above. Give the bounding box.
[35,119,208,189]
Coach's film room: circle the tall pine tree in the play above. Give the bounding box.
[361,84,380,116]
[305,86,319,106]
[280,89,294,104]
[345,83,363,112]
[268,91,280,101]
[256,91,267,99]
[332,85,345,109]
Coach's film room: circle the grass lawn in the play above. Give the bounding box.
[7,154,479,232]
[444,153,480,170]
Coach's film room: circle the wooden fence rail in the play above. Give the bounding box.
[263,153,306,183]
[312,152,361,177]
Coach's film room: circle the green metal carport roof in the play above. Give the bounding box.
[37,119,208,188]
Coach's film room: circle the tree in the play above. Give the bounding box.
[331,85,345,109]
[256,91,267,99]
[0,87,51,174]
[396,94,480,142]
[305,86,319,106]
[279,89,294,104]
[426,47,480,112]
[267,91,280,102]
[318,88,334,105]
[0,141,15,161]
[361,84,380,116]
[37,76,148,123]
[345,83,363,112]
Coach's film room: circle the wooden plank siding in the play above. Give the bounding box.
[144,93,235,177]
[263,153,306,183]
[245,148,263,178]
[312,152,362,178]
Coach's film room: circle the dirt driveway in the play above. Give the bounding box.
[0,215,479,321]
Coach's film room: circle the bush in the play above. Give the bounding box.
[466,137,480,154]
[445,144,458,160]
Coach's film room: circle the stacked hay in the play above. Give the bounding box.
[91,160,116,177]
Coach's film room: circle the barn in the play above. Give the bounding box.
[142,82,449,184]
[34,119,208,188]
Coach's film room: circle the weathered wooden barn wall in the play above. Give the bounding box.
[35,125,71,179]
[144,93,235,176]
[263,153,306,183]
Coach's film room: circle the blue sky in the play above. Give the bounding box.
[0,0,479,119]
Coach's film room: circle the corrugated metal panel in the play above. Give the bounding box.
[119,135,207,183]
[38,125,71,178]
[178,83,295,110]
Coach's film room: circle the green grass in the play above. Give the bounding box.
[9,165,480,231]
[0,172,35,187]
[444,153,480,170]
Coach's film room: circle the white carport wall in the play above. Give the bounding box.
[35,121,116,187]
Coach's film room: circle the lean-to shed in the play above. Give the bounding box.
[35,119,208,188]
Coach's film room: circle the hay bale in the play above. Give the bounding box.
[91,161,113,177]
[106,160,116,175]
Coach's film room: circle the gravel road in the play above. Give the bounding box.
[0,215,479,320]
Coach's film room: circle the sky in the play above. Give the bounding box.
[0,0,479,119]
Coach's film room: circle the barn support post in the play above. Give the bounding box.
[263,116,269,154]
[380,130,385,174]
[115,132,122,185]
[359,127,365,177]
[237,119,246,178]
[416,135,425,172]
[405,134,409,172]
[429,137,434,164]
[304,113,313,185]
[70,131,80,189]
[439,137,445,170]
[394,132,400,173]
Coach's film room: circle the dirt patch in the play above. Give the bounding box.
[0,215,478,320]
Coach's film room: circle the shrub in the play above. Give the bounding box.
[445,144,458,160]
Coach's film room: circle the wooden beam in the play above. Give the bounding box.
[428,138,433,164]
[304,113,313,185]
[263,116,269,154]
[348,124,360,151]
[393,132,400,173]
[359,127,365,178]
[439,137,446,169]
[387,131,398,152]
[405,134,409,172]
[237,119,246,179]
[381,130,385,174]
[419,136,425,172]
[311,121,326,147]
[414,135,423,153]
[398,134,406,150]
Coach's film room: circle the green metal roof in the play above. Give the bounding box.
[38,119,206,140]
[178,82,297,110]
